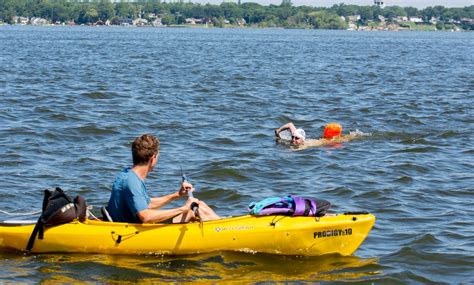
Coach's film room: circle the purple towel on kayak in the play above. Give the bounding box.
[248,195,331,217]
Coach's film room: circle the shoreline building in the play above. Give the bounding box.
[374,0,385,8]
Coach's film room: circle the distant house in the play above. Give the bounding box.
[185,18,210,25]
[152,18,162,26]
[409,17,423,23]
[394,16,408,22]
[447,19,461,24]
[13,16,29,25]
[201,18,212,25]
[237,18,246,27]
[118,18,133,26]
[461,18,474,24]
[133,18,148,26]
[185,18,197,25]
[347,22,357,30]
[347,15,361,22]
[429,17,438,24]
[30,17,49,25]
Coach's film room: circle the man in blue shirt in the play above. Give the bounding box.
[108,134,220,223]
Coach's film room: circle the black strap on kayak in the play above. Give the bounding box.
[111,231,139,244]
[26,218,45,251]
[269,215,288,227]
[26,189,52,251]
[343,211,369,215]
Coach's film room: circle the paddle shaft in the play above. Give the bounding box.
[181,173,200,217]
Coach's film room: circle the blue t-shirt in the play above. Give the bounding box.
[107,167,150,223]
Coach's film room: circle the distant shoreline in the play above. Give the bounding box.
[2,2,473,32]
[1,23,471,32]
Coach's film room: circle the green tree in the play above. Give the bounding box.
[161,13,175,25]
[85,5,98,23]
[75,4,89,24]
[203,3,222,18]
[404,6,418,17]
[220,2,243,20]
[358,6,374,23]
[435,21,444,30]
[97,0,114,21]
[286,11,308,28]
[329,3,359,17]
[277,2,294,20]
[211,16,224,27]
[115,2,133,18]
[242,2,265,24]
[0,6,16,23]
[260,14,278,27]
[280,0,292,7]
[176,14,185,24]
[307,11,347,29]
[383,6,407,20]
[50,2,69,22]
[189,4,205,19]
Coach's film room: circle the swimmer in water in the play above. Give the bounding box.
[275,122,359,150]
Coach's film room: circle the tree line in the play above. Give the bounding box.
[1,0,473,29]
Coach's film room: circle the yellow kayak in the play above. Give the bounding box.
[0,213,375,256]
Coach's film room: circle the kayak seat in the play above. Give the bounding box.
[101,207,113,222]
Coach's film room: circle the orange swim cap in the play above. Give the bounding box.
[323,123,342,139]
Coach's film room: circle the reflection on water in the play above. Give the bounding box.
[0,251,380,283]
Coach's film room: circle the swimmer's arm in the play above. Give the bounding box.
[295,134,356,150]
[303,139,326,147]
[275,122,297,137]
[335,134,355,143]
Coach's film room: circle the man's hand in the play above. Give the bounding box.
[183,197,199,211]
[178,181,194,197]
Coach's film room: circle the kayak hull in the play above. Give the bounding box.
[0,214,375,256]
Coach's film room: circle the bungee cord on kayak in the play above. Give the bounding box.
[0,209,42,216]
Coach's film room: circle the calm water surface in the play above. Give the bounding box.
[0,26,473,283]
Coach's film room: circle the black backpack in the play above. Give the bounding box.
[26,187,87,251]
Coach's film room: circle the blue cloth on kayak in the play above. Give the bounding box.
[248,196,293,215]
[108,167,150,223]
[248,196,294,215]
[248,195,331,217]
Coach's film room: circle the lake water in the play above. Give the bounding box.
[0,26,473,283]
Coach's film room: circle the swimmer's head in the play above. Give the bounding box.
[323,123,342,139]
[291,128,306,145]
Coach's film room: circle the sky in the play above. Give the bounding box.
[198,0,474,8]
